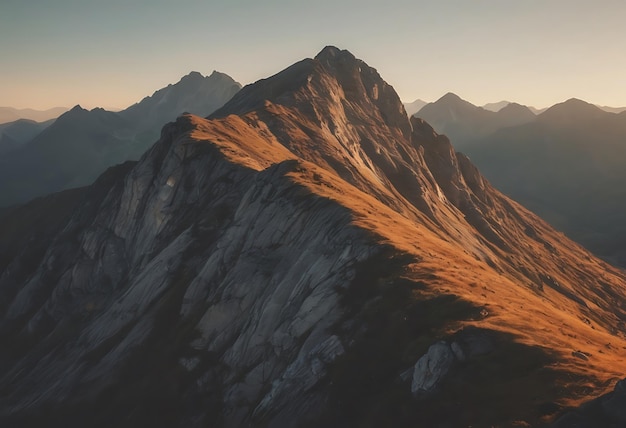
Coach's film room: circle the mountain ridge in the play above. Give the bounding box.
[415,92,536,149]
[1,46,626,427]
[0,71,241,207]
[0,106,68,125]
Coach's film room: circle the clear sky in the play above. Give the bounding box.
[1,0,625,110]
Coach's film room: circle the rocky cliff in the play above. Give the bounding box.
[1,47,626,427]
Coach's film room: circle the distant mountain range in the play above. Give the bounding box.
[0,107,68,125]
[0,71,241,206]
[0,119,55,155]
[414,93,536,149]
[412,93,626,266]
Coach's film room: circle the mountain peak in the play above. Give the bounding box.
[180,71,205,82]
[540,97,606,122]
[69,104,86,113]
[498,102,535,116]
[439,92,463,102]
[314,45,354,61]
[431,92,478,110]
[213,45,410,137]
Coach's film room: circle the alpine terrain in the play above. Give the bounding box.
[1,47,626,427]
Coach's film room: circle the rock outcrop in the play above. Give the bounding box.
[412,341,457,395]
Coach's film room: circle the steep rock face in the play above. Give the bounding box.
[0,114,383,427]
[1,47,626,428]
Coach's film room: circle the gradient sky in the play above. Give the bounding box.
[2,0,625,110]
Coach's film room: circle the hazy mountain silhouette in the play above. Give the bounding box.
[0,118,55,155]
[597,105,626,114]
[415,93,536,149]
[0,71,241,206]
[464,98,626,266]
[403,98,427,116]
[483,100,547,114]
[482,100,511,112]
[0,107,67,125]
[2,47,626,428]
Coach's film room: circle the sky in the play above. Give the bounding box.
[1,0,626,110]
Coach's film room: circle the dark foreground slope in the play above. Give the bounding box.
[1,47,626,428]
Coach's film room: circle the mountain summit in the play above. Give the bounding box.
[1,47,626,427]
[539,97,607,124]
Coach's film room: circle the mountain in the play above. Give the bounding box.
[597,105,626,114]
[0,118,55,155]
[0,106,135,206]
[403,98,427,116]
[415,93,536,149]
[0,71,241,207]
[482,100,547,115]
[2,46,626,427]
[120,70,241,144]
[482,100,511,112]
[464,98,626,266]
[0,107,67,125]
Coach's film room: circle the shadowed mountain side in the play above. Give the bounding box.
[1,47,626,427]
[120,70,241,145]
[415,93,536,149]
[464,99,626,266]
[0,72,241,207]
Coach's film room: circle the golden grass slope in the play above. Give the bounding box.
[183,109,626,418]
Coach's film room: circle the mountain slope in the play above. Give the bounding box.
[0,72,241,207]
[415,93,536,149]
[1,47,626,428]
[465,99,626,266]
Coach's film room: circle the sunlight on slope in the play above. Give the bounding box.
[182,109,626,412]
